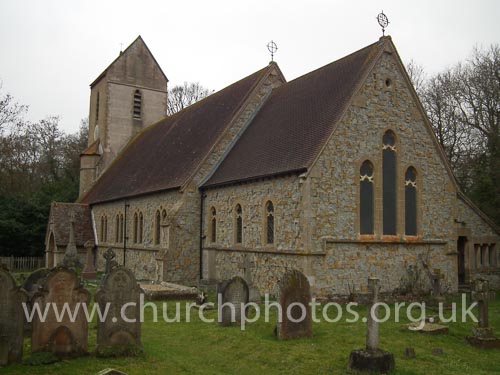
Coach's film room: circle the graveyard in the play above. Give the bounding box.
[1,265,499,374]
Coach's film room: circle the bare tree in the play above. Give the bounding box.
[0,81,28,133]
[167,82,211,116]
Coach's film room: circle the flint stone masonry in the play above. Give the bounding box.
[275,269,312,340]
[95,267,142,356]
[218,276,249,327]
[32,266,90,357]
[0,266,28,366]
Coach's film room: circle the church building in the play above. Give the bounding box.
[45,35,500,297]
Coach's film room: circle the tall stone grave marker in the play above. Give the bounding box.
[62,213,81,268]
[0,265,28,366]
[466,278,500,348]
[217,276,249,327]
[348,278,395,373]
[82,240,97,280]
[95,266,143,356]
[32,266,90,357]
[275,269,312,340]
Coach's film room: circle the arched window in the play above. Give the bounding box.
[138,212,143,244]
[119,214,124,243]
[154,210,161,245]
[360,161,374,235]
[405,166,417,236]
[103,216,107,242]
[115,214,120,243]
[133,213,138,243]
[133,90,142,120]
[382,130,397,235]
[266,201,274,244]
[210,207,217,243]
[235,204,243,244]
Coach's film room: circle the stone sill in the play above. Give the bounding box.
[204,246,326,256]
[98,244,160,253]
[324,238,448,245]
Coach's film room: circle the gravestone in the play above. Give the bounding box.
[31,266,90,357]
[21,268,51,336]
[217,276,249,326]
[275,269,312,340]
[466,278,500,348]
[82,240,97,280]
[103,248,117,276]
[0,265,28,366]
[95,266,142,356]
[348,278,395,373]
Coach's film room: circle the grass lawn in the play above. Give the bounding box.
[2,293,500,374]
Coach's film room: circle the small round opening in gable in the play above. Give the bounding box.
[385,78,392,88]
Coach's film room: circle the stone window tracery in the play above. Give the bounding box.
[235,204,243,244]
[382,130,397,235]
[210,207,217,243]
[154,210,161,245]
[266,201,274,245]
[405,166,417,236]
[360,160,374,235]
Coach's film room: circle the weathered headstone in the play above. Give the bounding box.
[22,268,50,298]
[217,276,249,326]
[0,265,28,366]
[62,213,81,268]
[82,240,97,280]
[275,269,312,340]
[95,266,142,357]
[103,248,116,276]
[466,278,500,348]
[348,278,395,373]
[430,268,445,303]
[31,266,90,357]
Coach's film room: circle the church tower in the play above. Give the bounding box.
[79,36,168,198]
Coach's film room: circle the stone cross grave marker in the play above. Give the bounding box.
[95,266,143,356]
[348,278,395,373]
[275,269,312,340]
[103,248,116,276]
[218,276,249,326]
[0,265,28,366]
[466,278,500,348]
[31,266,90,357]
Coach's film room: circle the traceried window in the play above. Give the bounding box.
[138,212,143,244]
[133,213,138,244]
[133,90,142,120]
[154,210,161,245]
[235,204,243,244]
[405,166,417,236]
[360,161,374,235]
[210,207,217,243]
[266,201,274,245]
[382,130,397,235]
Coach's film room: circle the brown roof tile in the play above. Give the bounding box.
[204,39,385,187]
[81,65,271,204]
[47,203,94,247]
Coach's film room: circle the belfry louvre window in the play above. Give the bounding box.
[154,210,161,245]
[360,161,374,235]
[235,204,243,244]
[405,167,417,236]
[133,90,142,119]
[210,207,217,243]
[382,130,397,235]
[266,201,274,244]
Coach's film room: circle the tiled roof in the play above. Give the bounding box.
[204,38,385,187]
[81,65,271,204]
[47,203,94,247]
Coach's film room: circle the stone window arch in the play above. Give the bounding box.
[405,166,418,236]
[115,214,120,243]
[235,203,243,245]
[210,207,217,243]
[265,200,275,245]
[382,130,397,235]
[100,215,108,242]
[133,89,142,120]
[360,160,374,235]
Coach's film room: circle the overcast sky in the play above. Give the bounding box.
[1,0,499,134]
